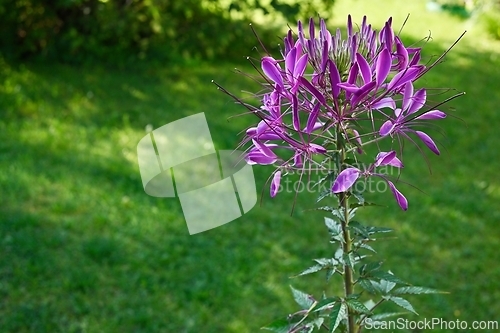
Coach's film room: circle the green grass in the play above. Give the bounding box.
[1,0,500,332]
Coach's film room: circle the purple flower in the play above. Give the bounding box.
[378,82,446,155]
[215,14,460,207]
[332,151,407,210]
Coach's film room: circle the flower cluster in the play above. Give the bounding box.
[240,15,448,210]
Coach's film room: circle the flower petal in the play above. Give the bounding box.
[245,148,277,165]
[375,48,391,86]
[356,53,372,85]
[332,168,361,193]
[305,103,321,134]
[375,151,403,168]
[387,181,408,211]
[416,130,440,155]
[374,151,396,167]
[262,58,283,88]
[270,171,281,197]
[372,97,395,110]
[415,110,446,120]
[408,88,426,114]
[402,82,414,111]
[379,120,396,137]
[328,60,341,98]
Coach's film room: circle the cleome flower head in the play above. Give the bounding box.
[215,14,463,210]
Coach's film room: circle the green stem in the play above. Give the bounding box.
[336,128,356,333]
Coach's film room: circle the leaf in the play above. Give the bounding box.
[294,258,338,277]
[358,279,377,294]
[261,317,294,333]
[317,189,334,203]
[312,297,338,312]
[349,202,381,209]
[290,285,315,310]
[316,206,334,213]
[386,296,418,315]
[329,302,348,333]
[325,217,344,242]
[311,317,325,330]
[392,286,448,295]
[370,312,409,321]
[371,271,408,285]
[346,298,371,314]
[357,242,376,253]
[294,264,323,277]
[359,261,383,276]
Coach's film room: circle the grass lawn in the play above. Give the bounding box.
[1,0,500,332]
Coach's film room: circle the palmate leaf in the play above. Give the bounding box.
[290,285,315,310]
[392,286,448,295]
[371,271,408,285]
[385,296,418,315]
[312,297,339,312]
[346,298,371,315]
[358,279,378,294]
[294,258,338,277]
[329,302,348,333]
[261,317,294,333]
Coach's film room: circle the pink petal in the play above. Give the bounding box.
[387,181,408,211]
[305,103,321,134]
[374,151,396,167]
[356,53,372,85]
[375,48,391,86]
[309,143,327,154]
[408,88,426,114]
[387,66,422,91]
[379,120,396,137]
[262,58,283,88]
[285,47,297,82]
[402,82,414,111]
[332,168,361,193]
[415,110,446,120]
[270,171,281,197]
[375,151,403,168]
[416,131,440,155]
[328,60,341,98]
[245,149,277,165]
[294,53,309,79]
[372,97,395,110]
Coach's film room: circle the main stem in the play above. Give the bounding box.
[336,129,355,333]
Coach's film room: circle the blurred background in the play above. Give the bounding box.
[1,0,500,332]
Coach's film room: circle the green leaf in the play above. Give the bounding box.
[392,286,448,295]
[386,296,418,315]
[371,312,409,321]
[317,189,334,203]
[295,264,323,277]
[346,298,371,314]
[325,217,344,242]
[359,261,383,276]
[312,317,325,330]
[316,206,334,213]
[329,302,348,333]
[371,271,408,285]
[261,317,294,333]
[358,279,377,294]
[312,297,339,312]
[290,285,315,310]
[349,201,381,209]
